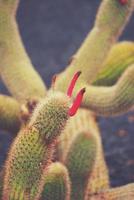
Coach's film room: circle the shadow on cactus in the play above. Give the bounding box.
[0,0,133,199]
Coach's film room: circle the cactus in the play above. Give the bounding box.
[93,41,134,86]
[88,183,134,200]
[55,0,134,91]
[0,0,47,103]
[81,64,134,116]
[3,73,85,199]
[64,131,97,200]
[0,0,133,200]
[58,108,110,199]
[0,95,20,132]
[41,162,71,200]
[3,95,68,199]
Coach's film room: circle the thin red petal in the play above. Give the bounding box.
[67,71,81,97]
[68,88,86,117]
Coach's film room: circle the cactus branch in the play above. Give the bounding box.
[81,64,134,116]
[55,0,134,92]
[88,183,134,200]
[65,131,96,200]
[41,162,71,200]
[93,41,134,86]
[58,109,110,198]
[0,0,47,103]
[0,94,20,132]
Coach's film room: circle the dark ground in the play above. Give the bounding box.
[0,0,134,188]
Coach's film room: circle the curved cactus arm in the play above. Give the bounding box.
[93,41,134,86]
[64,131,97,200]
[40,162,71,200]
[0,94,21,132]
[87,183,134,200]
[0,0,47,103]
[80,64,134,116]
[55,0,134,92]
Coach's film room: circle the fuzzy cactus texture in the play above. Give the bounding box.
[0,0,133,200]
[3,92,70,199]
[65,131,97,200]
[41,162,71,200]
[88,183,134,200]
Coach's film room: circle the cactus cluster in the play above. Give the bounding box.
[0,0,133,199]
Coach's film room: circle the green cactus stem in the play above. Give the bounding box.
[64,131,96,200]
[41,162,71,200]
[58,109,110,198]
[88,183,134,200]
[93,41,134,86]
[81,64,134,116]
[3,92,71,200]
[0,94,20,132]
[55,0,134,92]
[0,0,47,103]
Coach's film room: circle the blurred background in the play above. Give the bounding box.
[0,0,134,188]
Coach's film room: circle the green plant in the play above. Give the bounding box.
[0,0,134,199]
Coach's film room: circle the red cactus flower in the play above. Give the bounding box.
[67,71,86,117]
